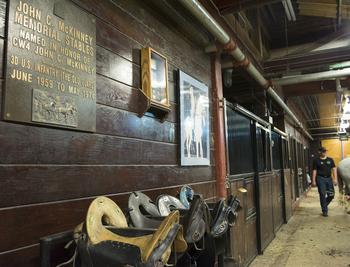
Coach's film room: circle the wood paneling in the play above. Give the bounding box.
[245,178,256,215]
[229,179,245,267]
[0,0,214,265]
[245,216,258,265]
[0,121,177,165]
[272,171,284,233]
[0,181,215,253]
[96,75,177,123]
[96,46,140,88]
[72,0,210,85]
[0,165,213,208]
[96,18,141,65]
[284,168,293,222]
[0,245,40,267]
[0,38,4,78]
[228,178,258,267]
[96,105,176,143]
[259,173,274,251]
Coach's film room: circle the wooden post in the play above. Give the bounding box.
[211,52,227,198]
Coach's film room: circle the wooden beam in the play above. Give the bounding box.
[264,46,350,73]
[299,2,350,19]
[213,0,281,14]
[268,26,350,59]
[337,0,342,27]
[282,80,337,97]
[258,9,263,57]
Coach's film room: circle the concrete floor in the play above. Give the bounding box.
[250,188,350,267]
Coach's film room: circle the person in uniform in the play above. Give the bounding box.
[312,147,338,217]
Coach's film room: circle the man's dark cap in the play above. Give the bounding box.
[318,147,327,153]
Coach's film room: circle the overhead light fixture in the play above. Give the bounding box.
[282,0,296,22]
[330,61,350,70]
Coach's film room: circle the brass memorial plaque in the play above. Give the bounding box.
[4,0,96,131]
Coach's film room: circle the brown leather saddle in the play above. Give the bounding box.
[75,196,187,267]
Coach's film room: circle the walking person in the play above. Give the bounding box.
[312,147,338,217]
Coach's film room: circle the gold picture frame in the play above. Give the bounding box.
[140,47,170,118]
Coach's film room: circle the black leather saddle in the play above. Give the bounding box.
[195,194,242,267]
[210,195,241,238]
[75,196,187,267]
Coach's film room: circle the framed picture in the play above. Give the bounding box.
[179,70,210,166]
[140,47,170,118]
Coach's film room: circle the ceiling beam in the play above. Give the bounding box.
[299,1,350,19]
[282,80,338,97]
[264,46,350,73]
[213,0,281,14]
[268,26,350,59]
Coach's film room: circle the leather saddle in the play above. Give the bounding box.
[75,196,187,267]
[210,194,241,238]
[128,192,209,246]
[195,194,242,267]
[179,185,194,209]
[180,194,210,246]
[128,191,162,229]
[157,195,187,216]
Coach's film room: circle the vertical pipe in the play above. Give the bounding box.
[211,53,227,198]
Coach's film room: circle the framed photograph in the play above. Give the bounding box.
[179,70,210,166]
[140,47,170,117]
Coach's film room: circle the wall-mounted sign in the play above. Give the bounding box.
[3,0,96,132]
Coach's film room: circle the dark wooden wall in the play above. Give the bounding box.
[228,176,257,267]
[0,0,216,266]
[283,168,293,221]
[258,172,275,251]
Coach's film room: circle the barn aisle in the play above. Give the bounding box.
[250,188,350,267]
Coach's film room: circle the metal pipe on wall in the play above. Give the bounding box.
[212,53,228,198]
